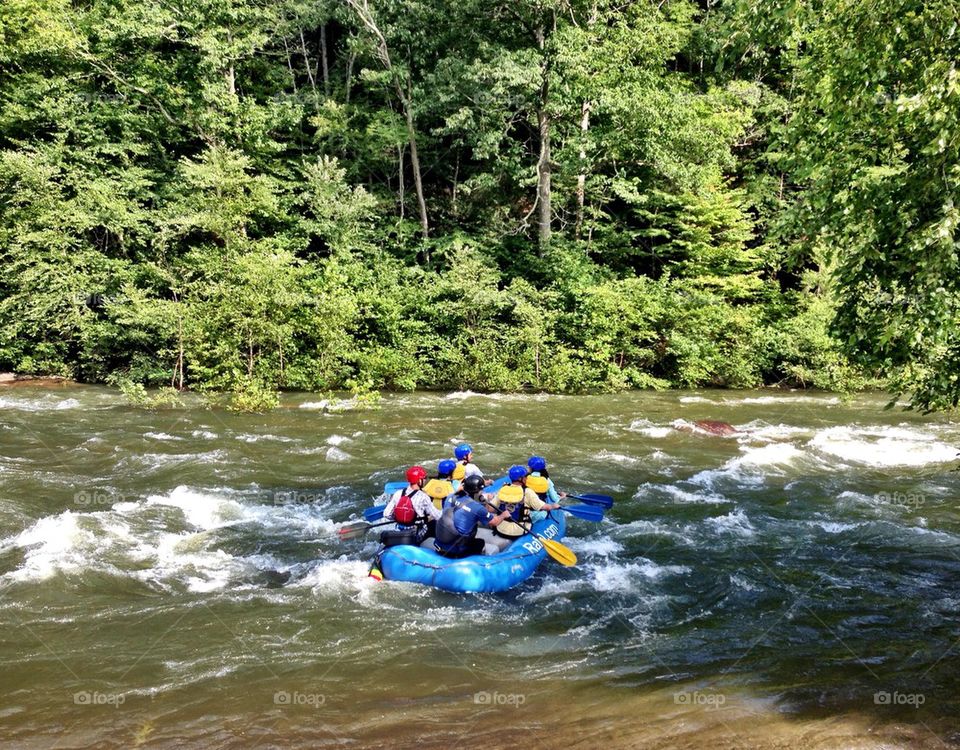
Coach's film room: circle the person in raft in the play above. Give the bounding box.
[488,464,561,549]
[434,475,511,558]
[452,443,493,487]
[422,459,458,511]
[525,455,566,521]
[384,465,442,540]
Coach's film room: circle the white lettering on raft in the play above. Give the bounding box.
[520,523,559,555]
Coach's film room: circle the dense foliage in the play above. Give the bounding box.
[0,0,952,407]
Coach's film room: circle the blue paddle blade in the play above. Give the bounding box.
[559,504,604,522]
[363,504,386,522]
[384,481,407,495]
[487,475,509,493]
[571,493,614,509]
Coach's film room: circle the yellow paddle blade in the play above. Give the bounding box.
[540,537,577,567]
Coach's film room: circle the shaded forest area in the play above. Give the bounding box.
[1,0,957,409]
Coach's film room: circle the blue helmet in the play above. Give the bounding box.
[528,455,547,472]
[437,459,456,477]
[508,464,528,482]
[454,443,473,460]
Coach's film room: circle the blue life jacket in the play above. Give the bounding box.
[435,494,487,551]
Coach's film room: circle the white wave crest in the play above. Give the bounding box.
[809,425,958,467]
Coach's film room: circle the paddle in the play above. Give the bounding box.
[363,480,410,522]
[477,498,577,567]
[557,504,604,522]
[531,525,577,566]
[568,493,614,509]
[338,518,397,541]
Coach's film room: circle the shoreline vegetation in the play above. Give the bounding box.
[1,2,956,412]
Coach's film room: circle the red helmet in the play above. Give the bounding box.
[406,466,427,484]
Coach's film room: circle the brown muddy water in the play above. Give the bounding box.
[1,385,959,748]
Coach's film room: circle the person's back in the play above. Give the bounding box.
[422,459,457,511]
[383,466,441,539]
[526,455,565,504]
[490,465,560,544]
[434,476,509,558]
[452,443,490,485]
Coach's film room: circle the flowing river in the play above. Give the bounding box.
[2,385,960,748]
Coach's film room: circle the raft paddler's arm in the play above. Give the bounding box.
[487,509,511,528]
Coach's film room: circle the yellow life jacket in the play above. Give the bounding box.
[452,462,466,481]
[496,484,528,526]
[526,475,549,495]
[497,484,524,504]
[423,478,454,510]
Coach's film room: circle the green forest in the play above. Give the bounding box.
[0,0,957,410]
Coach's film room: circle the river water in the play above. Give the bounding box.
[1,385,959,748]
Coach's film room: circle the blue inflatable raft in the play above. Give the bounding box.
[378,511,566,593]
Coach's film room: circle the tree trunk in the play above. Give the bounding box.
[346,0,429,238]
[282,35,297,92]
[401,84,430,239]
[397,144,406,220]
[345,51,355,103]
[452,152,460,215]
[173,293,185,391]
[225,32,236,96]
[535,23,551,249]
[300,29,317,98]
[575,100,591,240]
[320,24,330,96]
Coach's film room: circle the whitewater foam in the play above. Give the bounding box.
[144,432,182,441]
[4,486,340,588]
[0,395,82,411]
[703,509,756,537]
[627,419,674,438]
[809,425,958,467]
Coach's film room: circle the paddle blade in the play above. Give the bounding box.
[571,493,614,509]
[363,504,386,522]
[541,538,577,567]
[560,504,605,522]
[338,521,372,540]
[384,481,407,495]
[483,475,509,493]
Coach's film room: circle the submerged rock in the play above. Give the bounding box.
[677,419,741,436]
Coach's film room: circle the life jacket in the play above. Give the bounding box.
[393,488,419,526]
[423,478,454,510]
[435,494,474,550]
[526,474,549,500]
[497,484,527,524]
[452,462,466,481]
